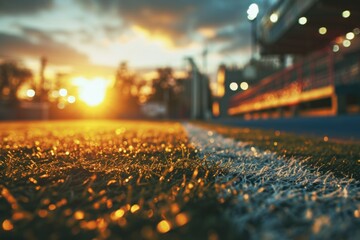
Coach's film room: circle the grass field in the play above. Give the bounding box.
[198,122,360,180]
[0,121,238,240]
[0,120,359,239]
[186,123,360,239]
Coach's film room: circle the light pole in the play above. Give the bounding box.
[247,3,259,60]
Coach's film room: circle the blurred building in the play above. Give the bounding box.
[213,65,242,118]
[173,78,192,119]
[213,58,279,118]
[229,0,360,119]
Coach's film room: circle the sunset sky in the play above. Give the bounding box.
[0,0,276,81]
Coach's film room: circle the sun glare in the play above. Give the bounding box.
[72,77,109,107]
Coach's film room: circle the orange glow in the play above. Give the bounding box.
[355,210,360,218]
[74,210,85,220]
[228,85,334,115]
[2,219,13,231]
[212,101,220,117]
[216,68,225,97]
[111,209,125,221]
[198,27,216,38]
[72,77,109,107]
[16,83,35,100]
[132,25,172,46]
[335,36,344,44]
[130,204,140,213]
[175,213,189,226]
[80,221,97,230]
[157,220,171,233]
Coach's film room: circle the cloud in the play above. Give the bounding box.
[0,30,88,66]
[0,0,276,74]
[0,0,53,15]
[0,27,117,77]
[77,0,261,47]
[21,26,53,43]
[102,23,127,41]
[219,40,251,56]
[208,25,249,43]
[202,23,254,56]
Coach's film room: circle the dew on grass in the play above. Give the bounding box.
[74,210,85,220]
[38,209,48,218]
[3,120,357,239]
[157,220,171,233]
[130,204,140,213]
[80,220,97,230]
[2,219,13,231]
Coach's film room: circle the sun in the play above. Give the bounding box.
[72,77,109,107]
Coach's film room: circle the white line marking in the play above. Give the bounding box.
[184,123,360,239]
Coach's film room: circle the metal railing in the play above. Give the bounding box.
[229,48,360,110]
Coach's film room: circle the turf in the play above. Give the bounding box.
[0,120,237,240]
[196,122,360,180]
[185,123,360,239]
[1,120,359,240]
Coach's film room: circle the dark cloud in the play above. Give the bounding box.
[208,25,249,43]
[0,27,116,77]
[219,39,251,55]
[0,30,88,66]
[203,23,255,57]
[195,2,245,29]
[216,24,254,55]
[77,0,263,47]
[15,25,96,52]
[0,0,53,15]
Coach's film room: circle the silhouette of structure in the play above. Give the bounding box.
[186,57,212,120]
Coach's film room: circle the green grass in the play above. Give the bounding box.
[1,120,359,240]
[0,120,238,240]
[197,122,360,180]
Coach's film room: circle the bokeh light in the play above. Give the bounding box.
[247,3,259,21]
[319,27,327,35]
[59,88,68,97]
[240,82,249,90]
[229,82,238,91]
[343,39,351,47]
[298,17,307,25]
[346,32,355,40]
[270,13,279,23]
[342,10,350,18]
[157,220,171,233]
[26,89,36,98]
[67,96,76,104]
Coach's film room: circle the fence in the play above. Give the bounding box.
[228,48,360,116]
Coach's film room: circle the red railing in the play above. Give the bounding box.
[229,48,360,110]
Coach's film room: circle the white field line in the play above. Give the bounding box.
[183,123,360,240]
